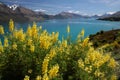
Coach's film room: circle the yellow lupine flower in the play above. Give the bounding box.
[108,58,118,68]
[42,58,49,74]
[0,25,4,35]
[36,75,42,80]
[87,52,96,63]
[13,30,18,38]
[9,19,14,32]
[94,69,103,77]
[67,25,70,33]
[42,74,49,80]
[52,32,59,43]
[39,34,52,49]
[48,64,59,79]
[82,37,89,47]
[30,45,35,52]
[85,58,90,64]
[0,45,4,53]
[0,40,3,52]
[12,42,17,50]
[4,37,9,47]
[78,59,84,69]
[17,29,25,42]
[27,39,32,46]
[62,40,67,48]
[24,75,30,80]
[32,22,38,38]
[110,75,117,80]
[81,29,84,37]
[84,66,92,73]
[26,25,32,37]
[49,48,56,60]
[102,53,111,63]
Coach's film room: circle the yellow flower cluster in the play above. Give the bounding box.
[52,32,59,43]
[36,75,42,80]
[30,45,35,52]
[49,48,56,60]
[31,22,38,38]
[78,46,118,79]
[82,37,89,47]
[24,75,30,80]
[110,75,117,80]
[67,25,70,33]
[81,29,84,37]
[48,64,59,79]
[0,25,4,35]
[94,69,104,78]
[108,58,118,68]
[12,42,17,50]
[9,19,14,32]
[0,19,118,80]
[43,74,49,80]
[4,37,9,47]
[42,57,49,75]
[0,40,3,53]
[26,25,32,37]
[39,32,52,49]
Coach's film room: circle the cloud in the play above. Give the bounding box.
[106,11,116,14]
[34,9,46,12]
[89,0,120,6]
[67,10,80,14]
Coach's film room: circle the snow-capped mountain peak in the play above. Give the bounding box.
[8,4,18,10]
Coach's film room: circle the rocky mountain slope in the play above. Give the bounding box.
[0,2,50,22]
[98,11,120,21]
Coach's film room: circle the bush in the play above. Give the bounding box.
[0,19,119,80]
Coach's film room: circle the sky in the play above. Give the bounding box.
[1,0,120,15]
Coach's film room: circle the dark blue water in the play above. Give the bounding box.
[1,18,120,40]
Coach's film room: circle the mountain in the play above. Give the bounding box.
[0,2,50,22]
[54,12,88,19]
[0,3,88,22]
[98,11,120,21]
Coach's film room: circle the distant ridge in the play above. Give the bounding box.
[54,12,89,19]
[98,11,120,21]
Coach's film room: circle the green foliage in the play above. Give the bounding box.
[0,20,119,80]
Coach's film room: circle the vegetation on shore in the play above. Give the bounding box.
[0,19,119,80]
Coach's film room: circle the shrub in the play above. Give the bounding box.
[0,19,119,80]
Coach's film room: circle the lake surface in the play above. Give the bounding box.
[1,18,120,40]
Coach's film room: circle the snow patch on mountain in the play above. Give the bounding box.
[8,4,18,10]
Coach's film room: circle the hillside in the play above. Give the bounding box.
[98,11,120,21]
[89,29,120,59]
[89,29,120,79]
[54,12,88,19]
[0,3,50,22]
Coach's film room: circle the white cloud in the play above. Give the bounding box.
[89,0,120,6]
[67,10,81,14]
[106,11,116,14]
[34,9,46,12]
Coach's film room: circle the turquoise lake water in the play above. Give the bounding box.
[1,18,120,40]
